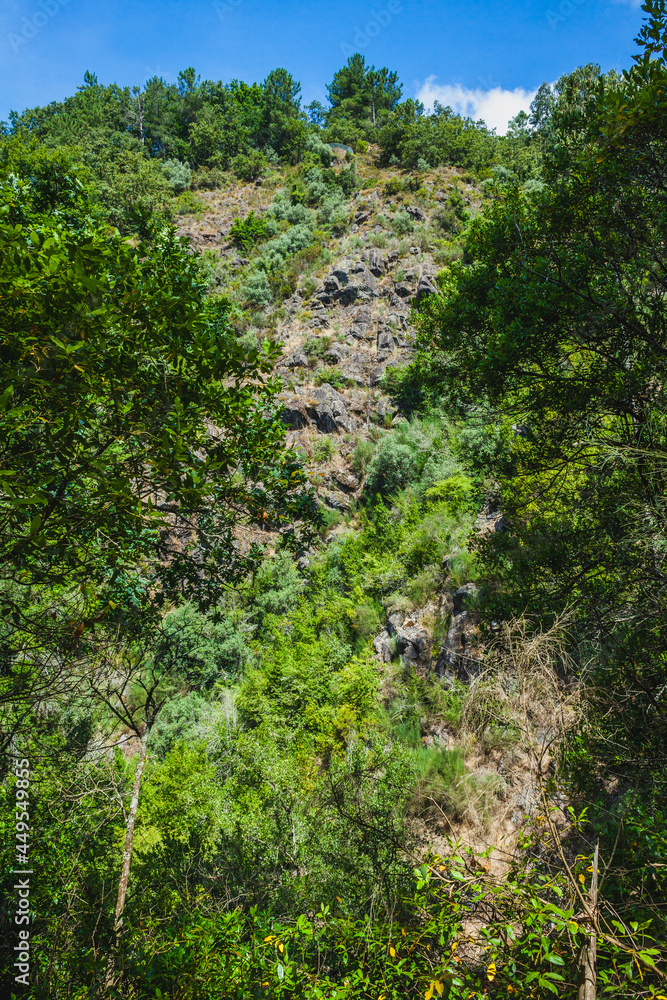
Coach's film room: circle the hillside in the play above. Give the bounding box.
[2,19,667,999]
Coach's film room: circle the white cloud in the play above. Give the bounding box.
[416,77,538,135]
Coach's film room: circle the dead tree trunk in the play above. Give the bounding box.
[105,728,149,988]
[578,841,599,1000]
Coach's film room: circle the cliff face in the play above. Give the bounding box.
[171,159,555,859]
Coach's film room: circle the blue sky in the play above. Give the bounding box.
[0,0,645,133]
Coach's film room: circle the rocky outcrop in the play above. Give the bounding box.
[415,273,439,305]
[436,584,482,683]
[373,612,431,665]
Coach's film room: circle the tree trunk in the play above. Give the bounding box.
[577,841,599,1000]
[105,729,149,988]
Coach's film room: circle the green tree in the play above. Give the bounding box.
[0,148,320,651]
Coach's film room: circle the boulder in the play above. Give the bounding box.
[387,614,430,663]
[361,248,387,277]
[452,583,479,614]
[348,306,373,340]
[324,343,349,364]
[394,283,412,299]
[377,330,395,354]
[281,400,309,429]
[373,630,393,663]
[286,351,309,368]
[332,470,360,493]
[306,385,354,433]
[370,364,387,388]
[322,491,350,512]
[407,205,427,222]
[415,273,439,304]
[309,315,330,329]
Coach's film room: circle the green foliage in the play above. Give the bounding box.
[315,365,348,389]
[160,157,192,192]
[229,209,272,252]
[152,604,251,689]
[312,436,336,461]
[391,207,415,235]
[232,149,269,181]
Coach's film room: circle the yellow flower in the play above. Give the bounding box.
[487,961,497,982]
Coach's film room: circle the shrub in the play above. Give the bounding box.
[229,211,271,253]
[407,565,441,606]
[313,436,336,462]
[232,150,269,181]
[352,439,375,477]
[240,268,272,308]
[152,604,251,690]
[364,437,419,498]
[391,209,414,236]
[315,366,347,389]
[303,335,333,358]
[190,165,228,189]
[354,603,382,639]
[175,190,205,215]
[384,177,403,197]
[423,474,475,515]
[250,549,303,620]
[304,133,334,168]
[161,158,191,193]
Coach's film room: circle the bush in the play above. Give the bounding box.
[229,211,272,253]
[315,366,347,389]
[304,132,334,168]
[190,165,228,189]
[175,189,206,215]
[161,158,191,193]
[313,436,336,462]
[352,439,375,477]
[233,150,269,181]
[392,209,414,236]
[423,474,475,515]
[383,177,404,197]
[364,437,419,498]
[152,604,251,690]
[240,268,272,309]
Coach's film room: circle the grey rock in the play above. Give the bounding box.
[407,205,427,222]
[361,248,387,277]
[306,385,354,433]
[309,315,330,329]
[331,263,352,284]
[370,364,386,387]
[373,630,393,663]
[322,491,350,512]
[394,283,412,299]
[332,470,360,493]
[452,583,479,614]
[281,401,309,429]
[377,330,395,354]
[324,342,350,364]
[286,351,309,368]
[340,365,366,386]
[415,274,439,304]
